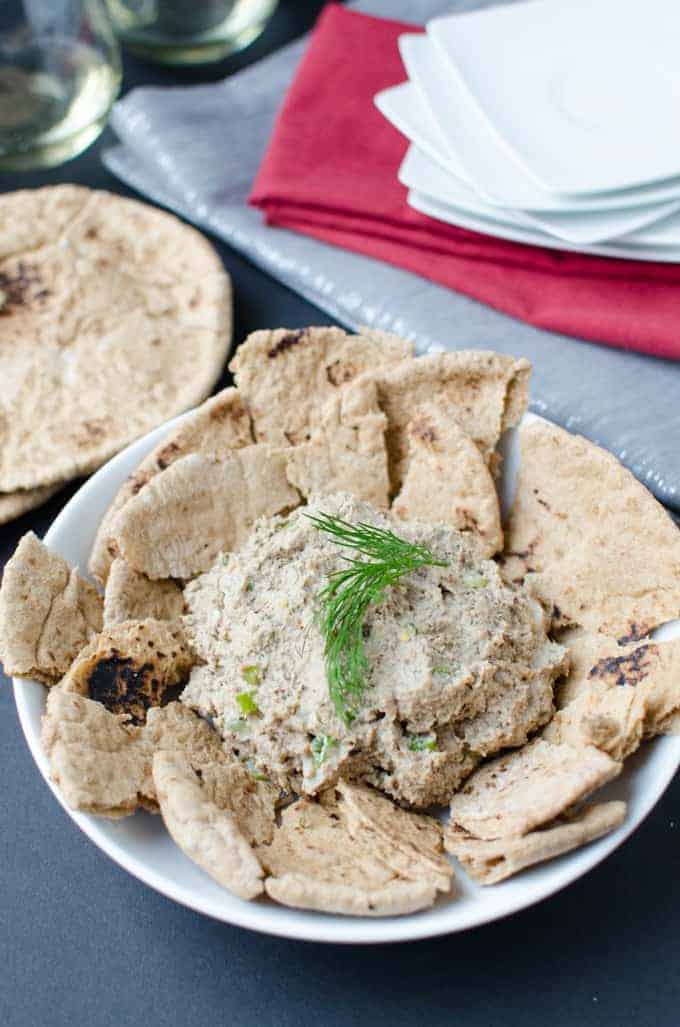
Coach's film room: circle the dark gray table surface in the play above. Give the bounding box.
[2,4,679,1025]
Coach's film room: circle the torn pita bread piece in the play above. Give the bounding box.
[0,483,62,526]
[0,187,232,493]
[392,400,503,557]
[367,350,530,491]
[285,377,390,508]
[550,630,680,752]
[544,682,647,763]
[335,781,453,892]
[103,559,184,627]
[445,802,626,885]
[89,387,252,585]
[504,419,680,640]
[41,692,227,817]
[112,446,300,580]
[153,749,278,900]
[229,326,413,447]
[0,532,102,683]
[42,689,149,818]
[258,793,441,916]
[60,618,193,724]
[448,738,621,841]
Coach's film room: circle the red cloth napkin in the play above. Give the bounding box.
[250,4,680,361]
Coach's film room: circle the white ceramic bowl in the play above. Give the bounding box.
[13,415,680,944]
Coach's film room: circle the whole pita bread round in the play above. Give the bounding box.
[0,185,232,492]
[0,484,62,526]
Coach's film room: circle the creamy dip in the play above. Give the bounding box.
[181,494,567,807]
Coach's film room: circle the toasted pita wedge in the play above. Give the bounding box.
[544,682,647,762]
[0,532,102,683]
[112,446,300,580]
[367,351,530,491]
[554,630,680,744]
[335,781,453,892]
[445,802,626,884]
[285,377,390,507]
[103,558,184,627]
[42,693,224,817]
[504,420,680,639]
[392,400,503,556]
[258,795,438,916]
[153,749,277,900]
[42,690,148,817]
[448,738,621,840]
[61,618,193,724]
[89,388,252,584]
[229,326,413,447]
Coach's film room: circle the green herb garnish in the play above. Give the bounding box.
[308,513,447,725]
[432,664,451,676]
[408,733,437,752]
[241,664,262,687]
[235,691,261,716]
[311,733,338,766]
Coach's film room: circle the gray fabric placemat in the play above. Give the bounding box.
[104,0,680,512]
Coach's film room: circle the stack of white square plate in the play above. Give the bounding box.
[374,0,680,260]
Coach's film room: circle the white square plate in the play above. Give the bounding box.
[11,412,680,943]
[397,143,680,246]
[429,0,680,194]
[408,186,680,262]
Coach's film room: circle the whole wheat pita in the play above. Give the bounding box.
[448,738,621,840]
[257,794,439,916]
[504,419,680,640]
[0,484,62,526]
[229,326,413,447]
[60,618,193,724]
[366,350,530,491]
[153,749,277,900]
[103,558,184,627]
[111,447,300,580]
[445,802,626,884]
[335,780,453,892]
[42,693,228,817]
[0,531,102,683]
[285,377,390,508]
[392,400,503,557]
[0,187,232,492]
[89,388,252,584]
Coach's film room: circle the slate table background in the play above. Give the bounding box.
[1,4,679,1025]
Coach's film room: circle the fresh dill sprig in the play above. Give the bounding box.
[307,513,447,726]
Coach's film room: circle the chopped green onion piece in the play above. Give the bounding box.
[236,691,261,716]
[244,578,254,593]
[310,733,338,767]
[408,733,437,753]
[241,664,262,687]
[432,664,450,676]
[464,574,489,589]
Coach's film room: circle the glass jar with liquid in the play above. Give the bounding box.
[0,1,121,170]
[106,0,279,65]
